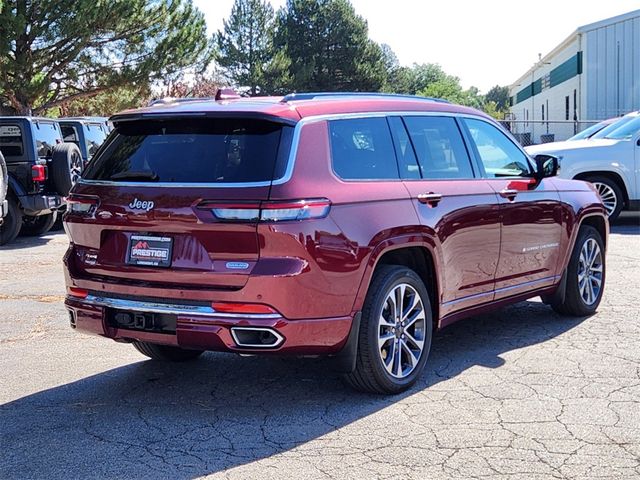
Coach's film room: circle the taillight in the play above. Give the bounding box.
[211,302,278,315]
[67,287,89,298]
[67,195,100,216]
[206,199,331,222]
[31,165,46,182]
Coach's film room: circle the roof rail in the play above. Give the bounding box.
[281,92,451,104]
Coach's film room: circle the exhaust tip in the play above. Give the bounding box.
[68,310,77,329]
[231,327,284,349]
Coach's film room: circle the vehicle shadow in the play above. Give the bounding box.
[0,233,59,250]
[0,300,584,479]
[610,212,640,235]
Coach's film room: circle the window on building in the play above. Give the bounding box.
[565,96,570,121]
[542,105,545,122]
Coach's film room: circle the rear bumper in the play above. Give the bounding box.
[65,294,353,355]
[18,194,62,215]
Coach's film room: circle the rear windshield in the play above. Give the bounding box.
[83,118,293,184]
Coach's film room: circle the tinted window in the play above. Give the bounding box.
[464,118,531,178]
[83,119,291,183]
[84,123,108,157]
[0,124,24,157]
[388,117,420,179]
[33,121,61,158]
[61,125,79,144]
[403,116,473,179]
[329,118,398,180]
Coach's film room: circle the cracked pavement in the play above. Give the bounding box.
[0,214,639,479]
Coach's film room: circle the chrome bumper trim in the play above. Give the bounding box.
[70,294,281,319]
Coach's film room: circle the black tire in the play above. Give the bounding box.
[19,211,57,236]
[0,151,7,204]
[50,209,65,231]
[133,341,204,362]
[344,265,433,394]
[0,194,22,246]
[50,143,83,196]
[584,175,624,222]
[551,225,605,317]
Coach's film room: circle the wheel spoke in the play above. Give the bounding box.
[400,340,419,368]
[402,292,419,321]
[404,330,424,351]
[404,307,425,329]
[378,332,395,349]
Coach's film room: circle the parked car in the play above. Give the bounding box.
[0,117,83,245]
[526,111,640,221]
[0,151,7,226]
[63,92,608,394]
[567,117,619,141]
[58,117,110,166]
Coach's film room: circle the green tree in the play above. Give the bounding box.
[275,0,386,92]
[54,83,152,117]
[485,85,510,111]
[216,0,287,95]
[0,0,213,115]
[419,75,483,109]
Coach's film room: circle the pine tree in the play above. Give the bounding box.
[216,0,287,95]
[0,0,214,114]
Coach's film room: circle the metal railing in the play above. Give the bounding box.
[499,120,601,147]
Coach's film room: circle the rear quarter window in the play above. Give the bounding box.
[0,125,24,157]
[33,121,62,158]
[83,118,292,184]
[329,117,398,180]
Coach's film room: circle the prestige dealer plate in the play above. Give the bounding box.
[127,234,173,267]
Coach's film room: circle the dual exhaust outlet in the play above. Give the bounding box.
[230,327,284,349]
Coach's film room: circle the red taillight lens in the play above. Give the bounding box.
[211,302,278,315]
[67,195,100,216]
[205,199,331,222]
[67,287,89,298]
[31,165,46,182]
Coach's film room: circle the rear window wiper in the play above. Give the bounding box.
[109,170,159,181]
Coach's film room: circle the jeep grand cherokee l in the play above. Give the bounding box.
[63,92,608,394]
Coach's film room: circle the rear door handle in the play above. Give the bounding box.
[499,189,518,200]
[417,193,443,206]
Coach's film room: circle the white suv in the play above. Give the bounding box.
[526,112,640,221]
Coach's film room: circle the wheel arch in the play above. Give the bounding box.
[352,238,441,329]
[573,170,629,207]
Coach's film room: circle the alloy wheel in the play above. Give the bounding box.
[378,283,426,379]
[578,238,603,306]
[592,181,617,217]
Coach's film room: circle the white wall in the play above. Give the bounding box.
[584,15,640,119]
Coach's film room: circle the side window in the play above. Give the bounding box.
[329,117,398,180]
[0,124,24,157]
[403,116,474,179]
[61,125,79,144]
[464,118,531,178]
[388,117,420,179]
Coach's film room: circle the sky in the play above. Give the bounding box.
[193,0,640,94]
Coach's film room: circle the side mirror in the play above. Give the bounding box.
[534,154,559,180]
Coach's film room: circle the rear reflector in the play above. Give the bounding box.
[31,165,46,182]
[67,287,89,299]
[211,302,278,315]
[208,199,331,222]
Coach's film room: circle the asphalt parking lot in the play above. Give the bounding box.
[1,215,639,480]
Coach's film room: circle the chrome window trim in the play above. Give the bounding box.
[74,294,281,319]
[79,110,523,189]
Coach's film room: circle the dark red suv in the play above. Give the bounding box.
[63,92,608,394]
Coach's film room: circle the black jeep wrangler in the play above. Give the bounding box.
[0,117,82,245]
[58,117,110,167]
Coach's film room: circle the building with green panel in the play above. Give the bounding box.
[508,9,639,145]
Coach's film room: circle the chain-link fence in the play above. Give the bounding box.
[499,120,601,147]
